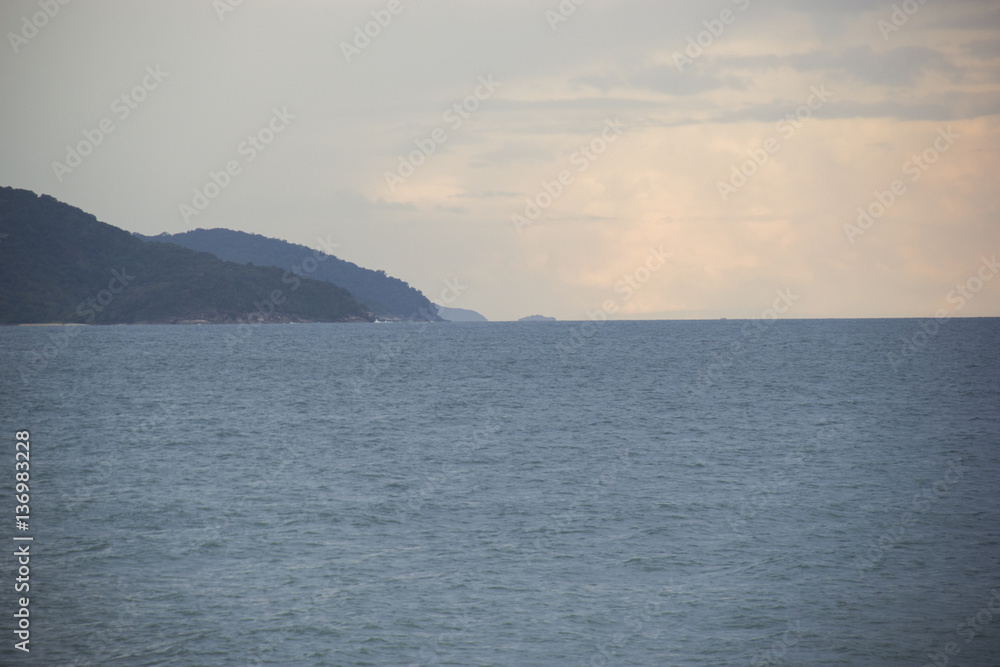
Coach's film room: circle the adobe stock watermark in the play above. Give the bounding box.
[384,75,500,192]
[178,107,294,224]
[511,117,627,233]
[51,65,169,183]
[922,589,1000,667]
[213,0,242,21]
[717,84,833,201]
[340,0,413,63]
[672,0,751,72]
[844,126,959,244]
[555,245,671,361]
[19,267,134,383]
[878,0,930,41]
[222,234,340,350]
[7,0,71,54]
[888,254,998,371]
[545,0,586,31]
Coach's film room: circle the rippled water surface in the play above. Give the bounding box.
[1,319,998,665]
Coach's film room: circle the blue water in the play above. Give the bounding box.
[1,319,998,666]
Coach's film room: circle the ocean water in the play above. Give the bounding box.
[1,319,998,666]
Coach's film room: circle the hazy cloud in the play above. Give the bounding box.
[1,0,997,320]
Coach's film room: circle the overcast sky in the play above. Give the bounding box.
[2,0,999,320]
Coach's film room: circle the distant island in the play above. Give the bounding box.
[0,187,434,325]
[435,304,488,322]
[138,228,439,321]
[518,315,556,322]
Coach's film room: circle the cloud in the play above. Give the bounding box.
[1,0,998,320]
[710,45,958,85]
[964,38,1000,60]
[574,69,743,97]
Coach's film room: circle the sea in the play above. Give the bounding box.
[1,319,998,666]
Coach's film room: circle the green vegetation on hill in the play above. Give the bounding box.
[139,228,440,321]
[0,187,372,324]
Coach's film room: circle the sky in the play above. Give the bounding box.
[1,0,999,321]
